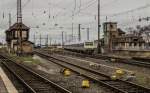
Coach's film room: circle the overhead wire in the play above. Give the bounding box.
[63,0,150,24]
[61,0,97,22]
[108,4,150,17]
[61,0,121,21]
[71,0,97,17]
[53,1,75,18]
[0,0,31,29]
[2,0,149,32]
[54,0,96,20]
[78,0,82,13]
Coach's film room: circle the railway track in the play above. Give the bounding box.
[0,54,72,93]
[59,50,150,68]
[87,54,150,68]
[35,51,150,93]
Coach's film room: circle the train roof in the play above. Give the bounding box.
[65,41,84,45]
[65,40,94,45]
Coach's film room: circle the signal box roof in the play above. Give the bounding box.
[8,23,30,31]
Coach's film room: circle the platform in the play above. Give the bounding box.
[0,67,18,93]
[0,76,8,93]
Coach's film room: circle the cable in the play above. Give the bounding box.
[101,0,120,8]
[0,0,31,29]
[78,0,82,13]
[53,1,74,17]
[62,0,121,21]
[54,0,96,20]
[108,4,150,17]
[71,0,97,17]
[61,0,97,21]
[73,0,77,14]
[23,0,31,8]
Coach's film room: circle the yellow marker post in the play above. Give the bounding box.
[110,58,116,62]
[116,69,124,76]
[113,69,125,79]
[63,69,71,76]
[111,75,118,80]
[82,79,90,88]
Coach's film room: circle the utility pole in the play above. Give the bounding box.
[8,13,12,53]
[34,34,36,46]
[62,31,64,47]
[65,32,67,43]
[9,13,11,28]
[78,24,81,41]
[17,0,23,55]
[49,36,52,46]
[45,35,48,47]
[40,34,41,47]
[72,23,74,41]
[87,28,89,41]
[97,0,101,53]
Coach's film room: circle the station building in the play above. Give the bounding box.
[5,23,33,54]
[103,22,150,57]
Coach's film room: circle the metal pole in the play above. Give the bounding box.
[97,0,101,53]
[17,0,23,55]
[9,13,11,28]
[87,28,89,41]
[34,34,36,46]
[46,35,48,47]
[78,24,81,41]
[72,23,74,41]
[62,31,64,46]
[40,34,41,47]
[49,36,52,46]
[65,32,67,43]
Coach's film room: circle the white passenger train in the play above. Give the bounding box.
[64,41,97,54]
[84,41,96,49]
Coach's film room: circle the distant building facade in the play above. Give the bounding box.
[103,22,150,53]
[113,35,145,50]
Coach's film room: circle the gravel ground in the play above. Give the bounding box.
[21,55,114,93]
[50,54,125,76]
[50,53,150,88]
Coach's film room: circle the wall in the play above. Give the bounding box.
[113,50,150,57]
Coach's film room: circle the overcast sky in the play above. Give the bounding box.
[0,0,150,44]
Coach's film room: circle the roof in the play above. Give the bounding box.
[22,41,34,44]
[103,22,117,25]
[13,41,34,45]
[118,28,125,35]
[113,35,145,43]
[8,23,30,31]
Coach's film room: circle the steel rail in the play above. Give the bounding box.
[35,51,150,93]
[61,50,150,68]
[0,55,72,93]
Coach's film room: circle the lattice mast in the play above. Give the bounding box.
[17,0,22,23]
[17,0,23,54]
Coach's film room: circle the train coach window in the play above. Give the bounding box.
[85,42,93,46]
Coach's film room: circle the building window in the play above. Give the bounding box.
[110,24,114,29]
[134,43,137,46]
[129,43,132,46]
[139,43,142,47]
[112,35,115,38]
[22,31,27,38]
[133,39,138,42]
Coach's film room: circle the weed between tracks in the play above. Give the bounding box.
[136,73,150,88]
[9,54,41,65]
